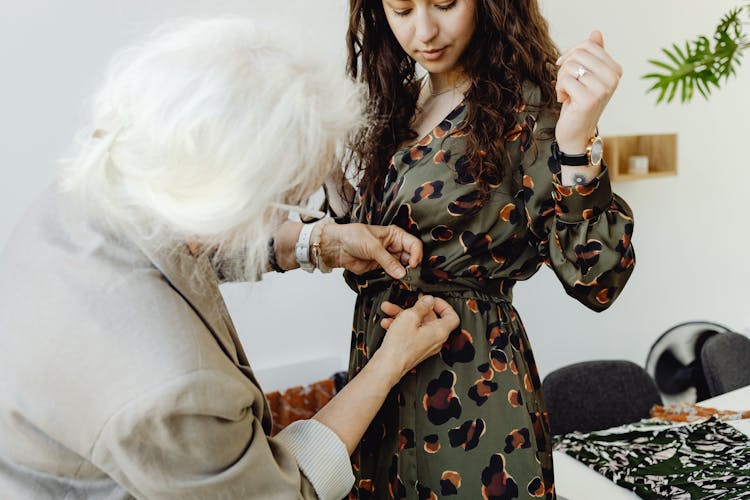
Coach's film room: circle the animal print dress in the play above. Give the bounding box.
[344,92,635,500]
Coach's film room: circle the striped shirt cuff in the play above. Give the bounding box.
[274,419,354,500]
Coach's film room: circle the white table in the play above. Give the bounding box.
[554,385,750,500]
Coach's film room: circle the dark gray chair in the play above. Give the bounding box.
[701,331,750,397]
[542,360,662,436]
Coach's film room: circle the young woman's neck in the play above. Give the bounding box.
[427,69,469,95]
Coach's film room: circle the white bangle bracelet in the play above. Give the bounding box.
[295,222,317,273]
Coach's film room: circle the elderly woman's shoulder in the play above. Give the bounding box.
[0,188,237,387]
[0,188,259,455]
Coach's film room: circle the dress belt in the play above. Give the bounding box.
[351,266,514,305]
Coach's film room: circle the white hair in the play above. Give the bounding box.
[60,17,364,279]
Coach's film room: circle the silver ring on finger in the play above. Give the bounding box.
[575,65,588,81]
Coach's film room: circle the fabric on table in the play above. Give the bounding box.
[650,403,750,423]
[344,85,635,499]
[554,417,750,499]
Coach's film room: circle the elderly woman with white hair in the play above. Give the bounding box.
[0,18,459,500]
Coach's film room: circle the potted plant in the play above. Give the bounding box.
[644,3,749,103]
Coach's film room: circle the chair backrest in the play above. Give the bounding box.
[701,331,750,397]
[542,360,662,436]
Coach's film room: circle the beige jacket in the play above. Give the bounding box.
[0,188,353,499]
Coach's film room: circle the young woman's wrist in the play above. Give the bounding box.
[559,164,602,186]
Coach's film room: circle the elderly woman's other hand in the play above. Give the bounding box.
[320,222,422,279]
[312,294,458,456]
[370,295,459,382]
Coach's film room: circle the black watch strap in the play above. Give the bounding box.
[551,141,589,166]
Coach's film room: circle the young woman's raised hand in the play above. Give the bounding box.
[554,30,623,153]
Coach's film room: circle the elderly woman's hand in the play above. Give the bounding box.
[369,295,459,382]
[311,295,458,455]
[319,223,422,279]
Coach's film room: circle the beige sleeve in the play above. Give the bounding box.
[90,369,352,499]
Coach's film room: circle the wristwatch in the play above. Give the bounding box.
[295,222,316,272]
[552,136,604,167]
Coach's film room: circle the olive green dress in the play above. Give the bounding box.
[344,92,635,499]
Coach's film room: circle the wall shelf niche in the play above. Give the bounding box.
[602,133,678,182]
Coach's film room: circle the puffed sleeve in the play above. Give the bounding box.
[89,369,354,500]
[521,105,635,312]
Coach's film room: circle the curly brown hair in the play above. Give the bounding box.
[347,0,561,199]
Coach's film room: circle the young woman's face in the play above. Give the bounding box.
[381,0,476,77]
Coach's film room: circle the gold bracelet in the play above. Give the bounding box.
[311,218,333,273]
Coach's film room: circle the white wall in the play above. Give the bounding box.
[2,1,748,392]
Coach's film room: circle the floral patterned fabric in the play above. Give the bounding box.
[554,417,750,499]
[343,87,635,499]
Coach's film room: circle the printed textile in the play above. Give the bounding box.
[554,417,750,499]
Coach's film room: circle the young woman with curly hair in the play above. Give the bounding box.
[325,0,637,498]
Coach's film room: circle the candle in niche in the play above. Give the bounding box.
[628,155,649,175]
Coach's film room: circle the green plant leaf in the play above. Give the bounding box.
[662,47,683,67]
[668,80,679,102]
[644,3,749,103]
[648,59,677,72]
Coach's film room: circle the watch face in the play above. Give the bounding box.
[589,137,604,166]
